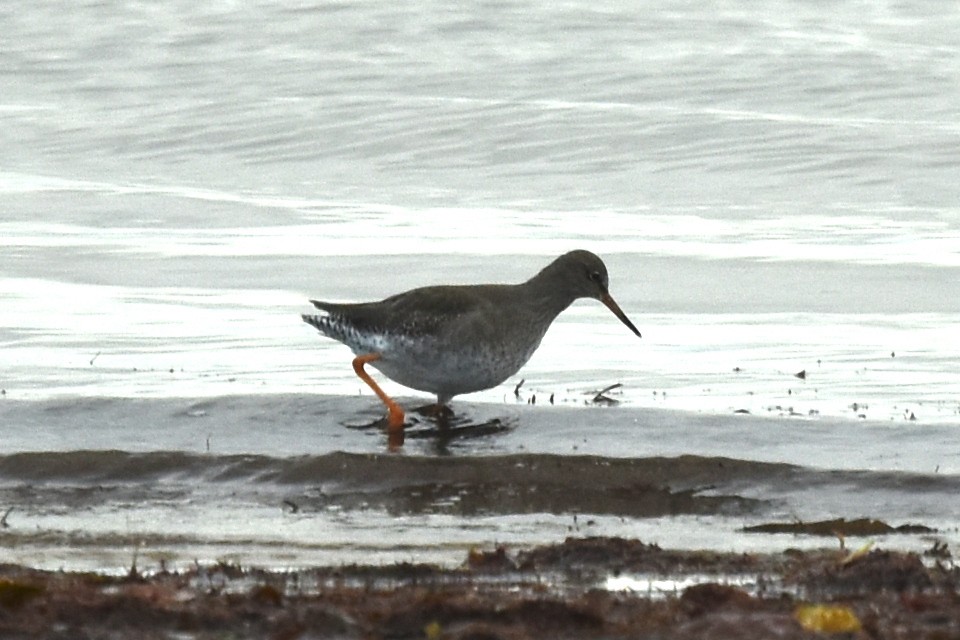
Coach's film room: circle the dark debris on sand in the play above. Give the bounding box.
[0,537,958,639]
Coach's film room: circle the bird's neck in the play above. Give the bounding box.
[516,269,578,321]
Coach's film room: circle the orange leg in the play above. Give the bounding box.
[352,353,405,432]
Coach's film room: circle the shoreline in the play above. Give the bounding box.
[1,394,959,578]
[0,536,956,639]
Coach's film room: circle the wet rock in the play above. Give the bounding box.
[742,517,935,536]
[467,546,517,572]
[516,536,662,573]
[680,583,755,616]
[673,611,808,640]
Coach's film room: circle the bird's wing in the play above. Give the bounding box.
[310,285,499,339]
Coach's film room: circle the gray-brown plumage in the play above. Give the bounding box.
[302,250,641,431]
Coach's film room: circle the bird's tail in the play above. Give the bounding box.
[301,313,324,332]
[302,313,358,346]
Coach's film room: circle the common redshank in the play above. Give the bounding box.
[302,250,641,432]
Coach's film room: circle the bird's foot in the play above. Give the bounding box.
[345,411,406,450]
[412,403,455,428]
[412,403,455,419]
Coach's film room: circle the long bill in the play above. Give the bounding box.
[600,292,642,338]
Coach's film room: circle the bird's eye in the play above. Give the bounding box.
[589,271,603,283]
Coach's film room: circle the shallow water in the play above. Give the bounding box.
[0,395,958,572]
[2,0,959,571]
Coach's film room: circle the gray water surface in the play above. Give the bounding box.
[2,0,959,571]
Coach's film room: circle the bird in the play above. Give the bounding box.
[302,250,641,433]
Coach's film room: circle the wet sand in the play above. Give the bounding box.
[0,537,957,639]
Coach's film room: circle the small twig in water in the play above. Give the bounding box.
[513,379,525,398]
[0,506,12,528]
[128,541,142,579]
[595,383,622,396]
[89,351,101,366]
[283,500,300,514]
[591,383,623,405]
